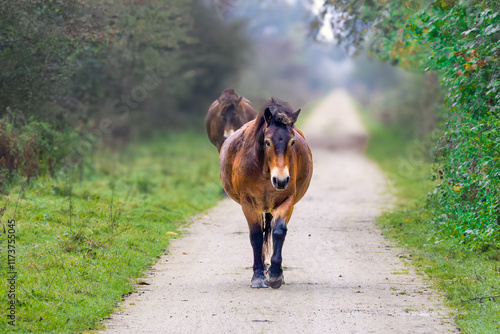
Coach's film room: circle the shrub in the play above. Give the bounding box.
[318,0,500,249]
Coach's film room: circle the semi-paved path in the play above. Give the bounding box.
[103,90,456,333]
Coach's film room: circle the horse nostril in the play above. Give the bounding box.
[272,176,290,190]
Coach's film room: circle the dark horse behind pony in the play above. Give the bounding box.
[205,88,256,152]
[219,99,313,289]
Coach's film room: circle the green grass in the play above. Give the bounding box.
[0,132,222,333]
[360,107,500,333]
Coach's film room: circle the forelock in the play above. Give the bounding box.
[261,99,295,126]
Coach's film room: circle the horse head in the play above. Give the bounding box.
[261,100,301,191]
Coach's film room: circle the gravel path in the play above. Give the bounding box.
[103,90,456,333]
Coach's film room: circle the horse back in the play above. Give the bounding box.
[206,97,256,152]
[239,98,257,123]
[205,100,223,149]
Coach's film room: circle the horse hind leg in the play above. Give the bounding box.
[246,211,268,288]
[241,203,268,288]
[249,223,267,288]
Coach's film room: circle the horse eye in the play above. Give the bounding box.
[264,140,271,147]
[291,139,296,147]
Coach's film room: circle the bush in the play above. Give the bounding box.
[381,1,500,249]
[0,0,248,182]
[415,2,500,249]
[72,0,248,136]
[0,117,84,191]
[319,0,500,249]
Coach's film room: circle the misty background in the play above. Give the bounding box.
[219,0,440,140]
[0,0,440,183]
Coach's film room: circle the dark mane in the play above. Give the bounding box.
[259,98,296,126]
[219,88,239,106]
[248,112,266,146]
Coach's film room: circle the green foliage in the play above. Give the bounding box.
[0,132,221,332]
[321,0,500,249]
[405,2,500,249]
[0,0,106,124]
[320,0,429,61]
[362,108,500,334]
[0,117,85,190]
[0,0,248,181]
[0,0,101,182]
[73,0,248,134]
[0,0,246,128]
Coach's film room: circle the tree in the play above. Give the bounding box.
[0,0,249,182]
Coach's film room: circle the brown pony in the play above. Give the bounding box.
[206,88,256,152]
[219,99,313,289]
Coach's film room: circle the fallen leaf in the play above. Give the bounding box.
[166,231,177,235]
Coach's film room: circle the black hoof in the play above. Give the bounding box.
[251,277,268,288]
[265,274,285,289]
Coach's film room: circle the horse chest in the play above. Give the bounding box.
[248,187,292,213]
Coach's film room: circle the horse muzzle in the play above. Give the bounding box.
[272,176,290,190]
[223,129,235,139]
[271,166,290,190]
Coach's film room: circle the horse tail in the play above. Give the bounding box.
[263,212,273,265]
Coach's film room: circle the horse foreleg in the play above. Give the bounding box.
[265,218,287,289]
[243,204,267,288]
[266,201,293,289]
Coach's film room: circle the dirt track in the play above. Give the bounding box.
[103,91,456,333]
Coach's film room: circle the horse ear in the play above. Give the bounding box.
[237,96,243,105]
[290,109,301,123]
[264,107,273,124]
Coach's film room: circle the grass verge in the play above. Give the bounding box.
[361,108,500,334]
[0,132,221,333]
